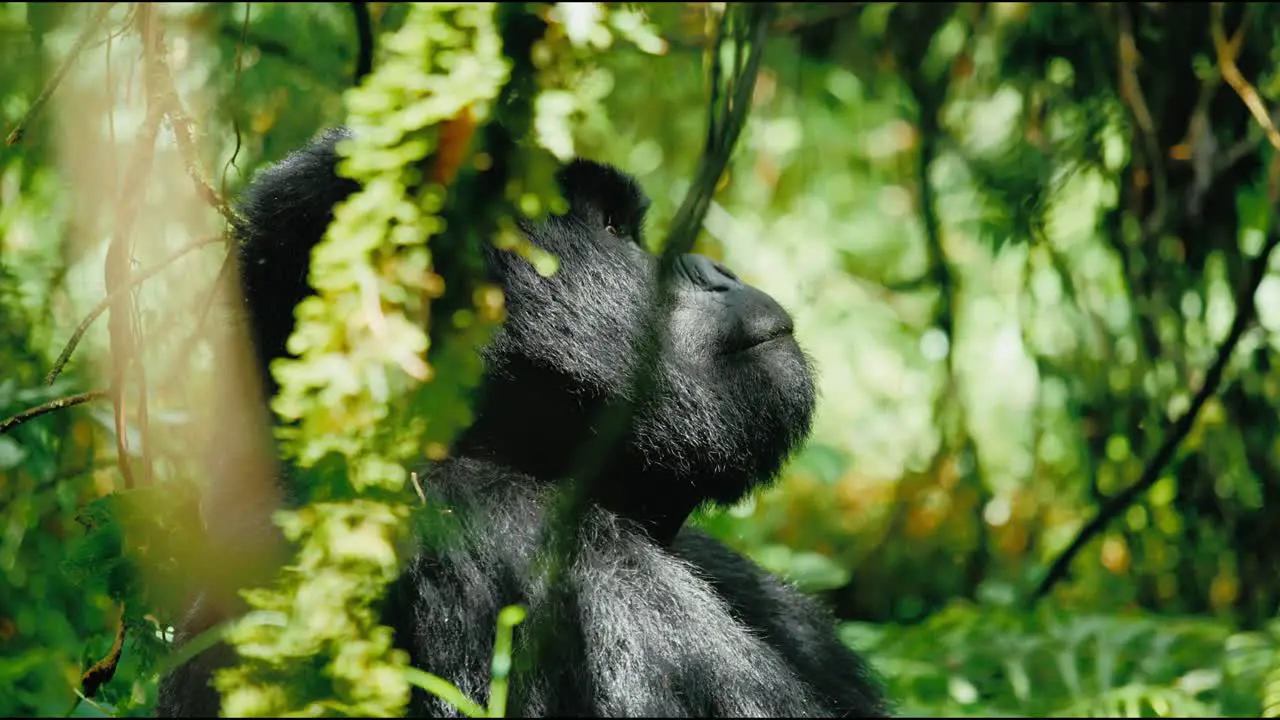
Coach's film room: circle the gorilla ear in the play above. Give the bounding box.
[557,159,652,242]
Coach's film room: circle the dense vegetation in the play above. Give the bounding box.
[3,2,1280,717]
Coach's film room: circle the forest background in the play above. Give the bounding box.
[3,2,1280,717]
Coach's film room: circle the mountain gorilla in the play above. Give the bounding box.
[156,128,889,717]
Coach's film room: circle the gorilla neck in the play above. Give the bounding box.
[455,417,708,546]
[454,369,715,546]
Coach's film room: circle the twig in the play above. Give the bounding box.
[47,235,223,386]
[219,3,252,203]
[351,2,375,86]
[771,3,862,34]
[133,244,237,402]
[916,128,952,368]
[410,471,427,505]
[6,4,116,146]
[1115,5,1169,239]
[662,3,772,259]
[546,0,774,601]
[1032,176,1280,602]
[104,4,167,492]
[0,390,109,435]
[184,246,236,354]
[661,3,860,52]
[904,22,991,598]
[1211,4,1279,151]
[142,15,239,225]
[81,603,127,698]
[215,24,317,79]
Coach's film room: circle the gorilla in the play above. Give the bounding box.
[156,127,890,717]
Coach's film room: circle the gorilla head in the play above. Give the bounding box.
[465,158,815,540]
[237,128,816,543]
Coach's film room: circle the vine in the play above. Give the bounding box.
[212,3,666,716]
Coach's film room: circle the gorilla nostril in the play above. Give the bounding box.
[679,254,742,292]
[710,261,739,284]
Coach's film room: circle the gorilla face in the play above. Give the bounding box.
[466,160,816,538]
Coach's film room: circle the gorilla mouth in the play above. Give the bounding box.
[727,326,795,356]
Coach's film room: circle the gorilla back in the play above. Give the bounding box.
[157,128,889,718]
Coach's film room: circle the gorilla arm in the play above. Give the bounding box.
[673,528,892,717]
[383,459,890,718]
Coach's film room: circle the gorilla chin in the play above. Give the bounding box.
[157,128,888,719]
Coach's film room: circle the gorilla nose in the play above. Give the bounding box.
[676,254,742,292]
[671,253,795,353]
[735,291,795,351]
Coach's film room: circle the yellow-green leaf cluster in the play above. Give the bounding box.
[216,4,513,716]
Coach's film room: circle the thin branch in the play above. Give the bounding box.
[661,3,861,52]
[772,3,862,34]
[1032,191,1280,602]
[0,390,109,435]
[351,2,375,86]
[905,18,990,598]
[1096,4,1175,428]
[1115,5,1169,239]
[662,3,772,260]
[1029,11,1280,594]
[219,3,252,203]
[1211,4,1279,151]
[410,471,427,505]
[143,17,238,225]
[80,603,127,699]
[151,245,237,398]
[214,24,318,80]
[6,4,116,146]
[917,131,952,363]
[104,4,167,491]
[1029,9,1277,599]
[47,235,223,386]
[186,246,236,353]
[105,19,119,198]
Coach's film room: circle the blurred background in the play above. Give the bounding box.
[3,2,1280,717]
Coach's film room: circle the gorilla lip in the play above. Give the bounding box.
[727,328,794,356]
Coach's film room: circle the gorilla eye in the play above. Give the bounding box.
[605,217,633,242]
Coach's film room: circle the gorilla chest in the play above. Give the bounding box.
[557,545,824,716]
[401,523,826,718]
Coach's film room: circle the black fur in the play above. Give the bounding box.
[157,128,889,717]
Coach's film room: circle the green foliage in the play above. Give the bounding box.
[63,485,202,620]
[1265,657,1280,717]
[213,1,665,715]
[215,4,520,716]
[7,3,1280,719]
[860,600,1279,717]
